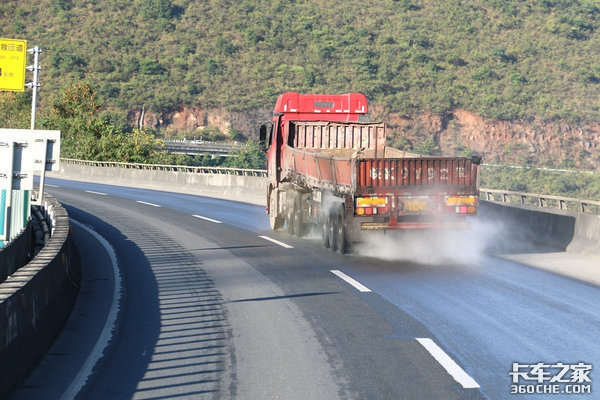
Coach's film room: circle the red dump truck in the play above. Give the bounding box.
[259,92,481,253]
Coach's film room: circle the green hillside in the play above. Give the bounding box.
[1,0,599,123]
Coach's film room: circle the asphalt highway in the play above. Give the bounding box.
[10,178,600,400]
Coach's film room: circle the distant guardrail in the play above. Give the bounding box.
[162,140,246,156]
[480,188,600,215]
[482,163,598,175]
[61,158,267,177]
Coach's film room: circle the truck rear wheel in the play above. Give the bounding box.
[269,189,284,230]
[327,207,337,251]
[286,190,303,236]
[328,205,347,253]
[321,210,330,248]
[335,206,347,254]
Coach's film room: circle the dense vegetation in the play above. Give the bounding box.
[0,85,267,168]
[480,166,600,201]
[2,0,600,198]
[1,0,599,122]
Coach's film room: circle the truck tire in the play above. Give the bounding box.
[335,206,347,254]
[327,207,337,251]
[286,190,303,236]
[269,189,284,231]
[321,210,330,248]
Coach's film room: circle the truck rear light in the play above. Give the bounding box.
[355,196,388,216]
[455,205,477,214]
[356,196,388,207]
[445,195,477,206]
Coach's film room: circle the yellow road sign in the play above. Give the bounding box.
[0,38,27,92]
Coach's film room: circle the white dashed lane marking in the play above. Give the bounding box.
[416,338,480,389]
[193,215,223,224]
[259,235,294,249]
[136,201,161,207]
[330,270,372,292]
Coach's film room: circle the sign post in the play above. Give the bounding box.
[25,46,41,129]
[0,39,27,92]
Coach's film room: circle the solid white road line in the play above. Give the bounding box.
[416,338,480,389]
[136,200,161,207]
[259,235,294,249]
[85,190,107,196]
[193,214,223,224]
[330,270,372,292]
[61,219,122,400]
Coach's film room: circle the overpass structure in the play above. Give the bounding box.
[1,159,599,398]
[161,140,246,157]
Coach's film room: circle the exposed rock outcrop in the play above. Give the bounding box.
[128,106,271,140]
[380,108,599,169]
[129,105,599,169]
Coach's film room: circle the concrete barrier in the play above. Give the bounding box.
[0,194,80,398]
[0,222,33,283]
[480,201,600,255]
[49,162,266,206]
[51,162,600,255]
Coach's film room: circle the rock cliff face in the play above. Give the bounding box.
[130,106,599,169]
[373,107,599,169]
[128,106,270,139]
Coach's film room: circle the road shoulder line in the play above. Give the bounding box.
[60,219,122,400]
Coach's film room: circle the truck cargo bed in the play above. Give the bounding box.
[282,120,478,194]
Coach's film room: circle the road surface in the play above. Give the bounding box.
[11,178,599,400]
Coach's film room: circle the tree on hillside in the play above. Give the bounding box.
[0,92,31,129]
[138,0,172,20]
[42,82,171,163]
[223,140,266,170]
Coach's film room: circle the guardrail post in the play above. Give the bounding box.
[581,203,586,213]
[502,193,508,203]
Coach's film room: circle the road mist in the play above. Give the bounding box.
[353,218,506,265]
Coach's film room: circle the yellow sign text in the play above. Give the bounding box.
[0,38,27,92]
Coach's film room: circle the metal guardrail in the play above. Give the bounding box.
[482,163,598,175]
[60,158,267,177]
[480,188,600,215]
[60,159,599,214]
